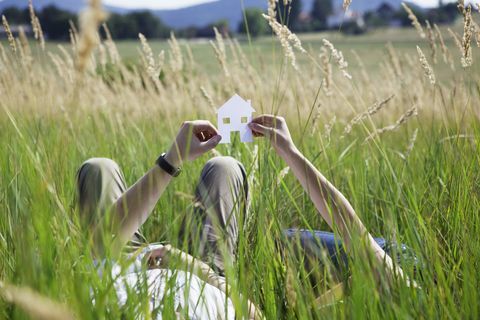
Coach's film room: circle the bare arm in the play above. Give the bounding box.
[108,121,222,255]
[249,115,406,284]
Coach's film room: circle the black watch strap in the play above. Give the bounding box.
[156,153,181,177]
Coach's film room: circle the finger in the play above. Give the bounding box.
[198,134,222,152]
[248,122,274,136]
[192,120,218,134]
[193,122,218,142]
[252,131,263,138]
[251,115,275,126]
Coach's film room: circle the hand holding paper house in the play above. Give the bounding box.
[217,94,255,144]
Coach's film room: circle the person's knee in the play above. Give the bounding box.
[76,158,122,195]
[203,156,246,178]
[79,158,120,175]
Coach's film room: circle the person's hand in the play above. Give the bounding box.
[248,115,296,158]
[145,244,173,269]
[165,120,222,167]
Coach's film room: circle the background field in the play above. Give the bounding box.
[1,14,480,320]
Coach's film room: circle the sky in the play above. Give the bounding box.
[102,0,456,10]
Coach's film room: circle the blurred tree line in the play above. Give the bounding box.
[1,6,170,40]
[1,1,464,41]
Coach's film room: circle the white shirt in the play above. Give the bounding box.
[97,245,235,320]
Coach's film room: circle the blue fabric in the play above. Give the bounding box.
[283,229,388,268]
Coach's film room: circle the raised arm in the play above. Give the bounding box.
[248,115,405,283]
[109,121,222,254]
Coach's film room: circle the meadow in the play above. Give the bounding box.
[0,2,480,319]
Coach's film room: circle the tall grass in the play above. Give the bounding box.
[0,0,479,319]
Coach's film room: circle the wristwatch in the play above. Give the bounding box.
[156,153,181,177]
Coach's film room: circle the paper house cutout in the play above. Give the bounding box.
[217,94,255,144]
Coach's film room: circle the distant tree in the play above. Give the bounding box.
[427,3,459,24]
[107,11,170,39]
[1,7,29,24]
[276,0,302,31]
[39,5,77,40]
[197,20,229,38]
[127,11,170,38]
[107,13,138,39]
[311,0,333,31]
[396,4,426,27]
[238,8,269,37]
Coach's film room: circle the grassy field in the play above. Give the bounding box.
[1,7,480,320]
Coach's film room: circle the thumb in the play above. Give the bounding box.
[199,134,222,152]
[249,122,274,135]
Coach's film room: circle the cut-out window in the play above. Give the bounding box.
[223,117,230,124]
[241,117,248,124]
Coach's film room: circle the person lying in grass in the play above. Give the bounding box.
[76,114,412,319]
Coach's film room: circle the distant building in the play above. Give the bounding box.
[327,10,365,29]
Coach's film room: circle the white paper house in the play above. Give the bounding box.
[217,94,255,144]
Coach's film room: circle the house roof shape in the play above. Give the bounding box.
[217,94,255,115]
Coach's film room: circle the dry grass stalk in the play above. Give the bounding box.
[472,20,480,47]
[386,42,402,77]
[0,43,7,64]
[262,13,306,70]
[29,0,45,50]
[69,20,78,50]
[416,46,436,85]
[262,1,306,71]
[2,15,16,52]
[434,24,454,69]
[322,39,352,79]
[343,95,395,135]
[102,23,120,63]
[460,4,473,67]
[277,166,290,186]
[0,281,75,320]
[98,41,107,68]
[310,103,322,135]
[18,26,32,61]
[448,28,464,54]
[267,0,277,19]
[319,47,332,95]
[404,128,419,159]
[402,3,426,38]
[200,86,216,110]
[76,0,107,73]
[168,32,183,72]
[425,20,437,63]
[210,27,230,77]
[324,115,336,140]
[343,0,352,11]
[458,0,465,14]
[364,106,418,143]
[139,33,160,82]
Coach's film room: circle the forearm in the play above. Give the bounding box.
[281,145,402,279]
[112,166,173,250]
[282,145,368,249]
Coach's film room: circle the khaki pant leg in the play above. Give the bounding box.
[182,156,249,274]
[76,158,146,248]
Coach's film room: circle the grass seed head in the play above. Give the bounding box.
[416,46,436,85]
[402,3,426,39]
[2,15,16,53]
[460,5,473,67]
